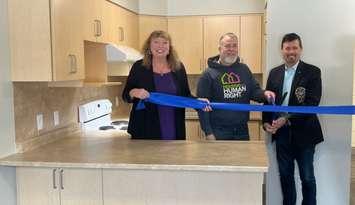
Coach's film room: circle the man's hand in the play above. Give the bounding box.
[272,117,287,129]
[206,134,216,140]
[263,123,277,134]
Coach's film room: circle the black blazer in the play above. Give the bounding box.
[122,59,192,140]
[262,61,324,146]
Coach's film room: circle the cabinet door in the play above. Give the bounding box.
[139,16,168,51]
[83,0,109,43]
[203,16,240,68]
[8,0,52,81]
[186,120,202,141]
[17,167,60,205]
[51,0,85,81]
[116,8,139,50]
[60,168,103,205]
[240,15,262,73]
[168,17,203,74]
[17,167,103,205]
[248,121,260,141]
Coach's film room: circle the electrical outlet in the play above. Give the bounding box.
[54,111,59,126]
[36,114,43,130]
[115,96,119,107]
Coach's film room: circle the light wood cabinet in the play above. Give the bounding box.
[248,121,261,141]
[240,15,262,73]
[83,0,110,43]
[186,119,204,141]
[16,167,103,205]
[168,17,204,74]
[203,16,240,68]
[9,0,85,81]
[113,6,139,50]
[139,15,168,51]
[51,0,85,81]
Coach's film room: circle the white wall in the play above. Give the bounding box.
[109,0,139,12]
[138,0,263,16]
[0,0,17,204]
[266,0,355,204]
[139,0,167,16]
[167,0,264,16]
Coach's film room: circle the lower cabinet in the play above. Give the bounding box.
[186,119,262,141]
[185,119,204,141]
[16,167,103,205]
[102,169,264,205]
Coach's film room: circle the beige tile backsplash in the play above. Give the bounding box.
[13,80,129,152]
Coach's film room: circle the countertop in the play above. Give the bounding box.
[0,133,268,172]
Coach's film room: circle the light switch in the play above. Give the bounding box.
[54,111,59,126]
[36,114,43,130]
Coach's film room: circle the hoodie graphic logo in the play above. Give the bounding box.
[221,73,240,85]
[220,72,246,99]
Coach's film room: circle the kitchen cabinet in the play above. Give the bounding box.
[113,6,139,50]
[16,167,103,205]
[103,169,264,205]
[186,119,204,141]
[83,0,110,43]
[240,15,262,73]
[248,121,261,141]
[168,17,204,74]
[139,15,168,51]
[9,0,85,81]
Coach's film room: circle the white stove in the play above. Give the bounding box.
[78,99,128,133]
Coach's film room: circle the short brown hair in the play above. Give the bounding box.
[141,30,181,71]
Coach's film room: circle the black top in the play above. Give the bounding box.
[122,59,192,140]
[262,61,324,146]
[197,55,266,135]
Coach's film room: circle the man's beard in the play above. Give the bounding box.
[223,56,237,65]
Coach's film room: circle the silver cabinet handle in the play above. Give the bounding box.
[68,54,77,74]
[94,19,102,37]
[59,169,64,190]
[52,168,57,189]
[118,27,124,41]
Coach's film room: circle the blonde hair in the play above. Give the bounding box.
[141,30,181,71]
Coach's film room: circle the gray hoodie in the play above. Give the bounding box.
[197,55,265,136]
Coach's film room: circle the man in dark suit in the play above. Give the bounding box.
[262,33,323,205]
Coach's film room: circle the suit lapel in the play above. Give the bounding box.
[274,66,285,105]
[289,61,304,104]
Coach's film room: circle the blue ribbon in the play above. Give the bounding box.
[136,92,355,115]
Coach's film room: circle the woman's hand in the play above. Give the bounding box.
[197,98,212,112]
[129,88,150,100]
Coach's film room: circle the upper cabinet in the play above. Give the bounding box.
[83,0,110,43]
[168,17,204,74]
[110,6,139,50]
[138,15,168,51]
[51,0,85,81]
[166,14,262,75]
[9,0,85,81]
[240,15,262,74]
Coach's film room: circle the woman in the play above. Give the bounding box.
[122,30,209,140]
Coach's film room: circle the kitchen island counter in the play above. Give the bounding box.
[1,135,268,205]
[0,135,267,172]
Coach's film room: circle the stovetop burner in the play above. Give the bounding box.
[99,125,115,130]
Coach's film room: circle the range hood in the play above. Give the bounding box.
[106,43,143,62]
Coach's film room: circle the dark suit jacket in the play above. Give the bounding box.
[262,61,324,146]
[122,59,192,140]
